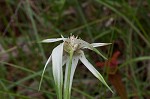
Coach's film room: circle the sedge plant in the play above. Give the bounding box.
[39,35,113,99]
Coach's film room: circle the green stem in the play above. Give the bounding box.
[64,51,74,99]
[57,85,62,99]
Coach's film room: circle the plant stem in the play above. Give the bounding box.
[64,51,74,99]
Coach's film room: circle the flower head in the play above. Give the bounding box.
[63,36,79,52]
[39,35,113,99]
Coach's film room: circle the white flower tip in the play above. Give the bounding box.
[61,35,64,38]
[108,87,114,93]
[107,43,112,45]
[41,39,49,43]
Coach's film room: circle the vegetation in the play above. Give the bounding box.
[0,0,150,98]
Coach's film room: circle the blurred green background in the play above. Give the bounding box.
[0,0,150,99]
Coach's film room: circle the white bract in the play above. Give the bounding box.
[39,35,113,99]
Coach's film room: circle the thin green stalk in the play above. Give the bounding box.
[67,15,116,34]
[64,51,74,99]
[95,0,150,47]
[0,80,13,99]
[75,0,93,41]
[72,88,94,99]
[26,0,46,61]
[56,84,62,99]
[120,56,150,68]
[0,90,29,99]
[127,32,143,98]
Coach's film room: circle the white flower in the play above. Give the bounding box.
[39,35,113,99]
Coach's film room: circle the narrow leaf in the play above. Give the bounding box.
[79,51,113,93]
[52,43,64,99]
[91,43,111,48]
[42,38,66,43]
[39,55,52,91]
[64,56,79,93]
[92,48,108,60]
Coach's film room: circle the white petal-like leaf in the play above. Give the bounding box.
[62,54,68,66]
[91,43,111,48]
[64,56,79,92]
[61,35,66,42]
[92,47,107,60]
[39,54,52,91]
[80,40,108,60]
[42,38,66,43]
[79,51,113,93]
[52,43,64,98]
[69,56,79,91]
[76,39,93,50]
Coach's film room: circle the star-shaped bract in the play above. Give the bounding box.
[39,35,113,99]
